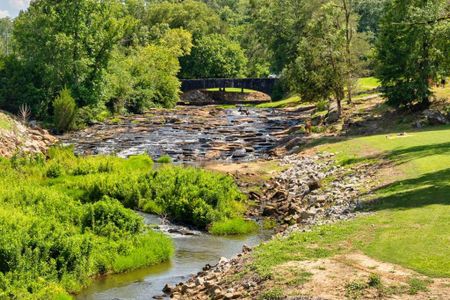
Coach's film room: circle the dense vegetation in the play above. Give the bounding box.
[0,0,448,130]
[0,147,250,298]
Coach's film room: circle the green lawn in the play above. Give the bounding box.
[253,125,450,278]
[256,96,302,108]
[357,77,380,93]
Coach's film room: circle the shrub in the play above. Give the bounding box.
[316,99,329,111]
[157,155,172,164]
[82,196,144,237]
[53,87,77,133]
[46,162,64,178]
[209,218,259,235]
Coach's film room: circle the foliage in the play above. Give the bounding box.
[156,155,172,164]
[12,0,131,108]
[251,0,322,74]
[0,147,249,297]
[104,44,184,113]
[375,0,450,109]
[0,151,174,298]
[209,218,259,235]
[53,87,77,133]
[180,34,247,78]
[144,0,223,40]
[355,0,388,34]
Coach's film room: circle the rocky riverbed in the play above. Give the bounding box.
[61,106,313,163]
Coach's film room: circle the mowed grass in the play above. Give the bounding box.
[252,125,450,279]
[256,96,301,108]
[357,77,380,93]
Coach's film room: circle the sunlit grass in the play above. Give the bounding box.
[256,96,301,108]
[253,125,450,279]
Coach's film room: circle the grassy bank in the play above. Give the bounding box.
[250,125,450,296]
[0,147,250,298]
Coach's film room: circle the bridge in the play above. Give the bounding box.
[180,78,278,97]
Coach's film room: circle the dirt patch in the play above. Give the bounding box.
[204,160,288,183]
[269,252,450,299]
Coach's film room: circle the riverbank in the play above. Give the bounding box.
[166,125,450,299]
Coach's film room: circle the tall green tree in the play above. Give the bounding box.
[376,0,449,109]
[180,34,247,78]
[287,1,367,118]
[144,0,224,39]
[252,0,323,73]
[12,0,131,109]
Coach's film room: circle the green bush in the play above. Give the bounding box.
[157,155,172,164]
[316,99,329,111]
[82,196,144,237]
[209,218,259,235]
[53,87,77,133]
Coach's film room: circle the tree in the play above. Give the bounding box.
[0,18,12,56]
[144,0,224,39]
[355,0,388,34]
[12,0,130,108]
[376,0,449,109]
[252,0,324,74]
[180,34,247,78]
[286,2,368,118]
[104,39,187,113]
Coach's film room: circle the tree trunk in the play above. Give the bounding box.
[343,0,353,105]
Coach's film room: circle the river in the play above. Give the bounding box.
[77,214,271,300]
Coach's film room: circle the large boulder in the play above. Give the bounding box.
[325,102,340,124]
[423,109,448,125]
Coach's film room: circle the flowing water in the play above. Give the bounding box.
[77,214,271,300]
[62,106,308,163]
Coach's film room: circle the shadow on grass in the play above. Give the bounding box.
[364,167,450,211]
[342,141,450,166]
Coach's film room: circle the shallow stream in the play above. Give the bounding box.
[77,214,271,299]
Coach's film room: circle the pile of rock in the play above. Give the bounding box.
[164,245,260,300]
[0,112,57,158]
[248,152,375,231]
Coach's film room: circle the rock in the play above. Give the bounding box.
[242,244,252,253]
[423,109,448,125]
[326,104,340,124]
[168,228,196,236]
[218,257,229,265]
[262,205,277,216]
[195,277,205,286]
[306,178,321,192]
[162,284,174,294]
